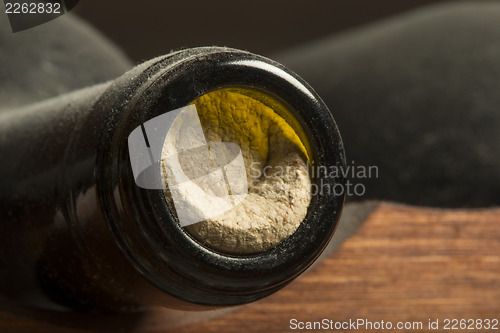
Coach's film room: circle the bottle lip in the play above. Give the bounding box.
[96,47,346,307]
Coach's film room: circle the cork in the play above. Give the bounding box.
[161,89,311,255]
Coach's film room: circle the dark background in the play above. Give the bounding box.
[74,0,450,63]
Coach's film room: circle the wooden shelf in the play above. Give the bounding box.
[2,202,499,332]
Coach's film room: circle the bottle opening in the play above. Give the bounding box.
[160,87,313,255]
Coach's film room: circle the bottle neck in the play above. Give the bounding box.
[0,81,120,310]
[0,82,110,204]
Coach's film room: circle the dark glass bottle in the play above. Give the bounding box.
[0,47,346,312]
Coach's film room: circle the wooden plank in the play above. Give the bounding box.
[1,202,499,332]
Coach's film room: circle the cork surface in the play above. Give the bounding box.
[161,89,311,254]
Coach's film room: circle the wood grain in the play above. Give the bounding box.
[1,202,499,332]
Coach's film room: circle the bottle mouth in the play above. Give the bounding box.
[97,47,346,308]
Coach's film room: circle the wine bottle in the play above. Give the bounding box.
[0,46,346,312]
